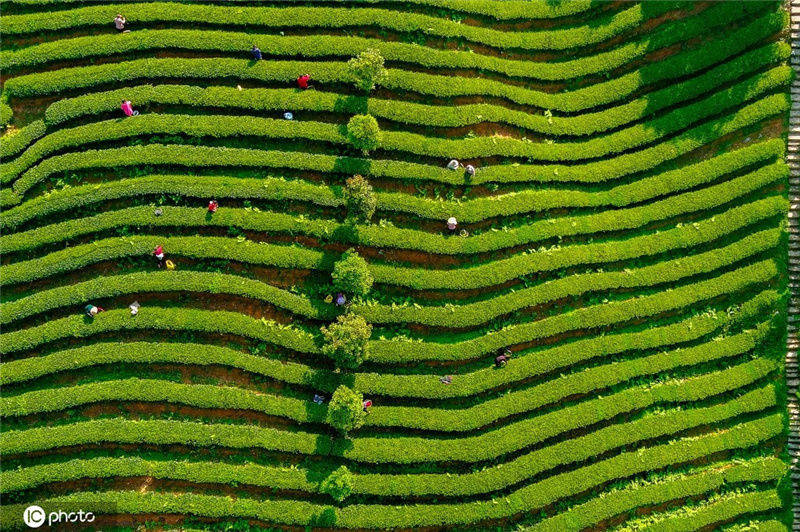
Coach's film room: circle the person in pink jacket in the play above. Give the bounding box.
[120,100,138,117]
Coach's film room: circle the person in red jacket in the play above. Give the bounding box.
[153,245,165,267]
[297,74,311,90]
[208,200,218,213]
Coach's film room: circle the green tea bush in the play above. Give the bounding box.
[2,13,783,114]
[320,466,354,502]
[346,114,381,154]
[0,0,788,527]
[326,385,365,435]
[36,44,788,133]
[343,174,376,222]
[331,250,373,296]
[347,49,387,92]
[321,313,371,369]
[0,140,783,231]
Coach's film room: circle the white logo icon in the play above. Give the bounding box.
[23,506,46,528]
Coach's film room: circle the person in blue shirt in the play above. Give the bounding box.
[251,45,262,61]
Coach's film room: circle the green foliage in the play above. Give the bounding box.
[0,1,741,52]
[0,456,786,529]
[345,114,381,154]
[0,140,784,231]
[0,413,784,501]
[0,0,789,527]
[321,313,371,369]
[343,174,376,222]
[347,48,387,92]
[1,377,328,423]
[36,42,789,131]
[3,94,788,206]
[1,162,785,261]
[528,458,786,531]
[0,294,776,401]
[0,119,45,159]
[1,228,778,330]
[610,491,782,532]
[0,103,12,128]
[1,307,320,358]
[0,263,779,366]
[0,354,776,437]
[320,466,354,502]
[4,72,792,187]
[2,10,783,114]
[326,385,365,434]
[331,250,373,296]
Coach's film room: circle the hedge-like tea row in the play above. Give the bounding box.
[1,228,777,328]
[0,0,598,20]
[0,270,331,325]
[355,387,777,486]
[0,261,778,363]
[2,352,775,437]
[2,11,784,114]
[0,1,743,60]
[1,287,773,398]
[7,94,787,203]
[2,9,691,79]
[2,139,784,230]
[618,490,781,532]
[724,522,788,532]
[0,419,781,528]
[369,197,785,290]
[528,458,787,531]
[365,352,777,433]
[3,159,784,258]
[16,72,791,185]
[2,456,783,520]
[1,376,328,423]
[0,414,782,528]
[0,290,775,400]
[0,384,777,468]
[354,413,783,512]
[0,0,790,527]
[368,260,778,362]
[361,231,781,327]
[2,195,783,294]
[0,235,325,287]
[0,455,319,496]
[0,103,12,127]
[0,307,320,357]
[4,72,787,187]
[0,361,779,493]
[0,120,45,159]
[0,6,763,95]
[37,43,789,139]
[0,434,784,529]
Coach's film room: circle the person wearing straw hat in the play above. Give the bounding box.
[447,217,458,234]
